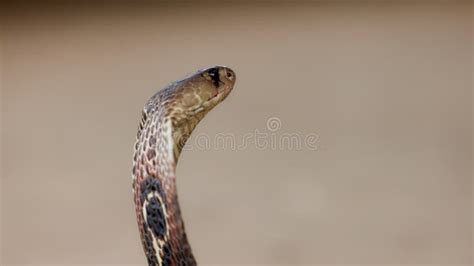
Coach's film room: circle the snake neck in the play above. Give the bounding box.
[132,66,235,266]
[132,113,197,266]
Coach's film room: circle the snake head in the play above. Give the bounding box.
[155,66,236,155]
[178,65,236,117]
[144,66,235,128]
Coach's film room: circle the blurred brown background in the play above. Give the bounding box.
[1,1,472,265]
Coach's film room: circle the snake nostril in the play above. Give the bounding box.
[226,70,233,79]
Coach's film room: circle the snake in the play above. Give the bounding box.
[131,66,236,266]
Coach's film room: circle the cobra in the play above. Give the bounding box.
[132,66,236,266]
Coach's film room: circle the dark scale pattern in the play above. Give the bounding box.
[161,241,173,266]
[147,149,156,160]
[178,232,196,265]
[146,196,167,240]
[140,177,166,202]
[144,231,159,266]
[149,135,157,146]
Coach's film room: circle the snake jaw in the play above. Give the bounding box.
[209,89,219,100]
[185,106,205,116]
[207,87,224,102]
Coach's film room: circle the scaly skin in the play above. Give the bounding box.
[132,66,236,266]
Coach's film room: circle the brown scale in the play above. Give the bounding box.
[132,66,236,266]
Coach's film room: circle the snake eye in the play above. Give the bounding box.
[208,68,218,77]
[207,68,220,87]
